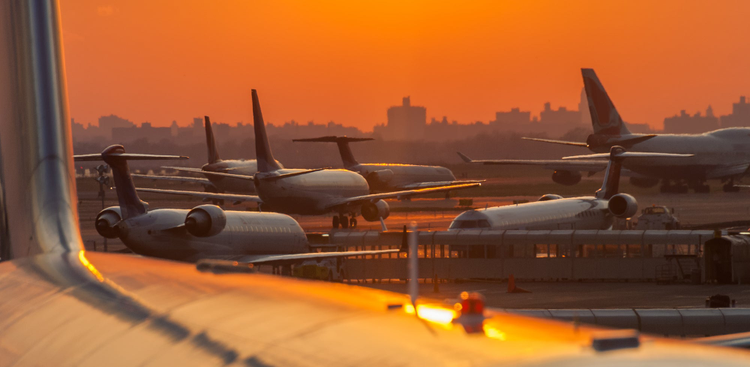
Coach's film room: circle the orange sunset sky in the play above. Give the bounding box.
[60,1,750,131]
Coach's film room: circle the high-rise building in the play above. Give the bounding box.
[374,97,426,140]
[720,96,750,128]
[663,106,719,134]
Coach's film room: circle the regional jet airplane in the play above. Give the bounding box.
[450,146,692,230]
[461,68,750,193]
[132,116,282,194]
[139,91,480,229]
[75,145,401,271]
[3,2,750,365]
[293,135,483,192]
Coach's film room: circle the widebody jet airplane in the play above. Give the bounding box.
[461,68,750,193]
[2,2,750,365]
[293,135,483,192]
[451,146,692,231]
[139,91,480,229]
[132,116,282,194]
[75,145,400,272]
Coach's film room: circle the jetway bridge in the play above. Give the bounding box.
[320,230,750,284]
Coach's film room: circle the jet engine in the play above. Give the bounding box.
[551,170,581,186]
[361,200,390,222]
[366,169,394,187]
[538,194,564,201]
[185,204,227,237]
[629,177,659,188]
[608,194,638,218]
[95,206,122,239]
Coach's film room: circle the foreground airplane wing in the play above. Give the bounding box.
[325,183,480,210]
[521,137,589,147]
[131,173,214,186]
[137,187,263,203]
[196,248,402,268]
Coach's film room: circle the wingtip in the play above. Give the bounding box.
[457,152,472,163]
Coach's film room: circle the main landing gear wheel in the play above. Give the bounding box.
[332,215,340,229]
[723,183,741,193]
[340,214,349,229]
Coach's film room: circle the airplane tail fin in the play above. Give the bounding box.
[76,146,187,219]
[292,136,373,168]
[564,147,693,199]
[581,68,630,136]
[252,90,282,172]
[204,116,221,164]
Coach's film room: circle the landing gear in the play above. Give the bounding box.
[332,215,340,229]
[340,214,349,229]
[694,183,710,193]
[350,217,357,229]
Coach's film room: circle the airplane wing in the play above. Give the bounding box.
[161,166,255,180]
[131,173,215,186]
[196,248,402,269]
[136,187,263,203]
[396,180,485,190]
[74,153,188,161]
[324,183,480,210]
[458,152,609,172]
[521,137,589,147]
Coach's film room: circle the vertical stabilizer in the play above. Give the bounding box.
[101,145,149,219]
[252,90,281,172]
[595,146,626,200]
[581,69,631,136]
[204,116,221,164]
[292,136,374,168]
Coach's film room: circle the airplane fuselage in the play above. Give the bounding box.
[349,163,457,192]
[256,169,370,215]
[449,197,613,231]
[200,159,283,194]
[117,208,308,262]
[592,129,750,181]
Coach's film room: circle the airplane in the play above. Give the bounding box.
[450,146,692,230]
[460,68,750,194]
[292,135,483,193]
[138,90,481,229]
[75,145,403,274]
[131,116,283,194]
[3,2,750,364]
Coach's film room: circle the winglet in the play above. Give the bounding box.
[457,152,473,163]
[252,89,282,172]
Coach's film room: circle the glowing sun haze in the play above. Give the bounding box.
[61,1,750,130]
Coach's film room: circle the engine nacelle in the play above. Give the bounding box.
[538,194,564,201]
[629,177,660,188]
[366,169,395,186]
[551,170,582,186]
[95,207,122,239]
[361,200,390,222]
[608,194,638,218]
[185,204,227,237]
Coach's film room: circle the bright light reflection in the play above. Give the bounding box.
[483,324,507,341]
[405,303,456,326]
[79,250,104,282]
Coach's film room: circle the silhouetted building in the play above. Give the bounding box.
[98,114,135,140]
[720,96,750,128]
[490,108,531,128]
[112,122,172,143]
[373,97,426,140]
[663,106,719,134]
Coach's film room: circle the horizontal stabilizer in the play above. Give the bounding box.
[293,136,374,143]
[397,180,485,190]
[521,137,588,147]
[75,153,188,161]
[136,188,263,203]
